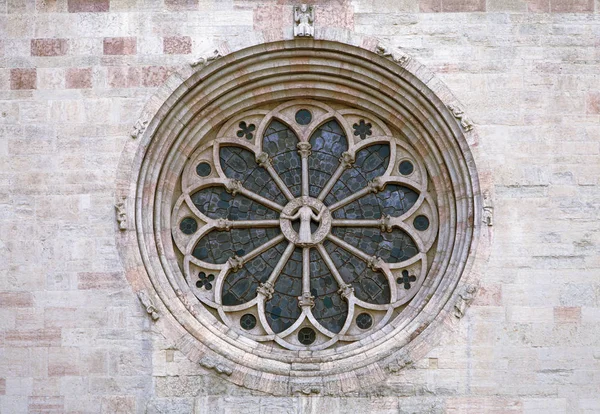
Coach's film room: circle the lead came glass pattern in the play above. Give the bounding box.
[172,103,438,350]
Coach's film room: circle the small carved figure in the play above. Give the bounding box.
[191,49,222,67]
[281,197,324,246]
[454,284,478,318]
[130,119,148,139]
[115,200,127,231]
[482,191,494,226]
[255,152,272,169]
[294,4,315,37]
[368,177,385,193]
[215,218,233,231]
[225,179,243,196]
[367,256,384,271]
[379,215,393,232]
[337,283,354,299]
[376,43,411,66]
[448,104,474,132]
[137,290,160,321]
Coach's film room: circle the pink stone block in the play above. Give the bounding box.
[586,92,600,114]
[77,272,127,289]
[107,67,141,88]
[420,0,442,11]
[0,291,34,307]
[550,0,593,11]
[165,0,199,10]
[554,306,581,324]
[103,37,137,55]
[66,68,92,89]
[31,38,68,57]
[142,66,172,87]
[4,329,62,347]
[526,0,550,11]
[10,68,37,90]
[163,36,192,55]
[442,0,486,11]
[28,396,65,413]
[0,378,5,395]
[67,0,109,12]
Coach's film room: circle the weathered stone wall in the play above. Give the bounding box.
[0,0,599,413]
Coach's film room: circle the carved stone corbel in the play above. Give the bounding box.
[115,199,127,231]
[137,290,160,321]
[130,118,148,139]
[293,4,315,37]
[448,104,474,132]
[191,49,222,67]
[367,177,385,193]
[454,284,478,319]
[292,385,321,395]
[379,215,393,232]
[255,152,272,169]
[376,43,411,67]
[482,191,494,226]
[200,357,233,376]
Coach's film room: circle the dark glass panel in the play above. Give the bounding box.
[191,186,279,220]
[332,184,419,219]
[265,247,303,333]
[262,120,302,197]
[219,146,286,206]
[192,227,280,264]
[331,227,418,263]
[309,249,347,333]
[308,120,348,198]
[414,215,430,231]
[356,313,373,329]
[221,240,288,306]
[295,109,312,125]
[323,240,390,304]
[324,144,390,205]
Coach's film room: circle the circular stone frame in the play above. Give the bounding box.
[116,35,492,395]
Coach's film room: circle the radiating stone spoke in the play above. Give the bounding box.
[257,241,296,299]
[215,219,280,230]
[316,244,353,298]
[240,234,286,264]
[265,164,296,201]
[326,234,372,263]
[225,180,284,212]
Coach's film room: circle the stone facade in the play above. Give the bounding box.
[0,1,599,414]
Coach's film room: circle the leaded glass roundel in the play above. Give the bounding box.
[171,100,438,350]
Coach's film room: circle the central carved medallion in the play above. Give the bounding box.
[280,197,332,246]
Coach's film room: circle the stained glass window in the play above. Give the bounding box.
[171,102,438,350]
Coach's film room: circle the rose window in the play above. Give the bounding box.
[171,100,438,350]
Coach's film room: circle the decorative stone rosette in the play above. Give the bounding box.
[171,101,438,350]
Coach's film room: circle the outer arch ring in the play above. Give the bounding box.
[115,35,492,396]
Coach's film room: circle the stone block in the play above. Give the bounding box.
[142,66,172,88]
[441,0,486,11]
[30,38,68,56]
[65,67,92,89]
[28,396,64,413]
[103,37,137,55]
[67,0,109,12]
[10,68,36,90]
[550,0,594,10]
[4,329,61,347]
[165,0,198,11]
[0,292,33,308]
[163,36,192,55]
[77,272,128,290]
[554,306,581,324]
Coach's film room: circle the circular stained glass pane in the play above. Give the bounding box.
[399,160,414,176]
[240,314,257,330]
[196,162,212,177]
[414,215,430,231]
[179,217,198,234]
[295,109,312,125]
[356,313,373,330]
[298,327,316,345]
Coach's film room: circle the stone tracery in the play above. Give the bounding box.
[171,102,438,350]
